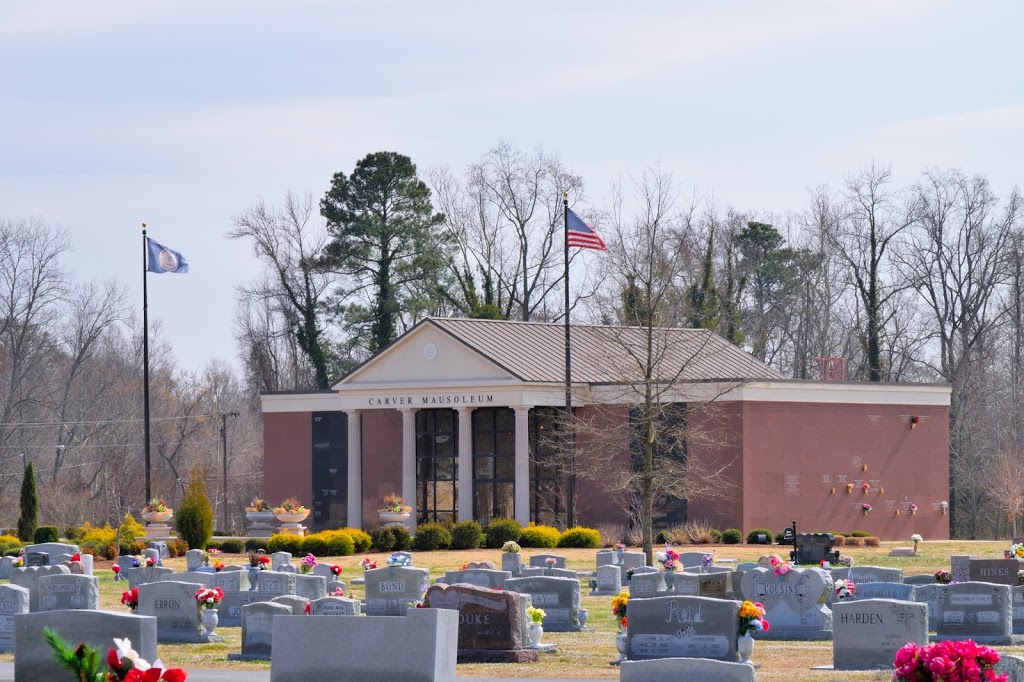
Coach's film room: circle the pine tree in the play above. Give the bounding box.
[17,461,38,542]
[175,468,214,550]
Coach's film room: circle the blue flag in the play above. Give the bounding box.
[147,238,189,274]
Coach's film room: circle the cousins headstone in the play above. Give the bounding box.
[364,566,431,616]
[137,580,216,643]
[832,598,928,670]
[185,549,205,572]
[229,601,290,660]
[915,584,940,631]
[309,596,360,616]
[504,576,582,632]
[936,582,1014,644]
[740,567,833,640]
[441,568,510,590]
[625,595,740,661]
[257,570,297,597]
[529,554,566,569]
[424,583,538,662]
[629,571,667,597]
[970,559,1020,586]
[11,565,71,612]
[294,574,326,600]
[852,582,916,602]
[0,584,29,653]
[593,565,622,595]
[38,574,99,611]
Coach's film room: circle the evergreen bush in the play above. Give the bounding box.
[33,526,59,544]
[746,528,774,544]
[484,518,522,548]
[175,468,214,550]
[413,523,452,551]
[721,528,743,544]
[519,525,560,548]
[16,462,38,542]
[557,526,601,548]
[450,521,485,550]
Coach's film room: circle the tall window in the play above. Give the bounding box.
[629,403,689,529]
[472,407,515,524]
[311,412,348,531]
[416,409,457,524]
[529,407,565,527]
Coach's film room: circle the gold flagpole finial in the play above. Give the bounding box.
[563,191,568,199]
[142,222,147,228]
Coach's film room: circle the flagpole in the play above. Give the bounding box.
[142,224,152,503]
[563,193,576,529]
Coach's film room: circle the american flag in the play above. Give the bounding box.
[566,208,607,251]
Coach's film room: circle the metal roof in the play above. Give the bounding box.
[427,317,783,384]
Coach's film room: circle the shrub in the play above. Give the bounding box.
[519,525,560,548]
[450,521,485,550]
[33,526,59,544]
[319,530,355,556]
[683,519,720,544]
[370,527,397,552]
[844,537,866,547]
[300,534,330,557]
[17,462,39,542]
[205,540,221,551]
[864,536,881,547]
[267,534,303,554]
[746,528,774,544]
[119,540,145,556]
[595,523,627,547]
[558,526,601,548]
[413,523,452,551]
[218,538,244,554]
[832,536,846,547]
[3,548,23,557]
[485,518,522,548]
[81,540,117,560]
[849,530,871,538]
[341,528,373,553]
[391,525,412,551]
[176,468,214,551]
[167,538,189,557]
[244,538,269,552]
[721,529,742,544]
[710,529,723,542]
[64,525,84,542]
[118,515,145,549]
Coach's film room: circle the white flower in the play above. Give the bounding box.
[655,552,666,562]
[113,638,140,664]
[910,534,923,543]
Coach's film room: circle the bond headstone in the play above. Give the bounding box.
[38,574,99,611]
[528,554,566,569]
[185,549,205,572]
[257,570,297,597]
[125,565,174,590]
[229,601,290,660]
[629,571,667,597]
[832,598,928,670]
[936,582,1014,644]
[294,574,326,600]
[271,595,309,615]
[915,583,940,631]
[270,552,292,571]
[364,566,431,616]
[593,565,622,594]
[441,568,510,590]
[11,565,71,612]
[740,567,833,640]
[424,583,537,662]
[504,576,582,632]
[969,559,1020,586]
[309,596,360,616]
[0,584,29,653]
[625,595,740,661]
[950,555,975,584]
[852,582,916,602]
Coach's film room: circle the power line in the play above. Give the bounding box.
[0,413,225,429]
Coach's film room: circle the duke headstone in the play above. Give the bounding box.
[424,583,537,662]
[832,598,928,670]
[625,595,740,661]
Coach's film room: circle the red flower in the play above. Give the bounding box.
[70,553,81,562]
[258,556,270,565]
[304,602,311,615]
[160,669,188,682]
[106,647,121,669]
[112,565,121,573]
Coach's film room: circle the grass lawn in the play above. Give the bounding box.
[2,540,1020,680]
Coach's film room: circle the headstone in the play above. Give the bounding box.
[740,567,833,640]
[832,565,903,585]
[0,584,29,653]
[629,571,667,597]
[257,570,297,597]
[997,654,1024,681]
[268,607,457,680]
[697,572,731,599]
[915,583,940,631]
[195,566,217,574]
[889,547,915,557]
[219,591,270,627]
[0,556,14,579]
[832,598,928,670]
[852,582,916,602]
[424,583,537,662]
[125,565,174,590]
[224,564,246,572]
[950,555,975,584]
[185,549,205,571]
[137,580,215,643]
[294,574,327,600]
[1013,586,1024,634]
[678,552,710,569]
[593,565,622,594]
[13,610,156,681]
[736,562,758,572]
[271,595,309,615]
[364,566,431,616]
[165,571,215,587]
[25,552,49,567]
[504,576,582,632]
[520,566,577,579]
[441,568,511,590]
[501,552,523,576]
[936,582,1015,644]
[148,541,170,560]
[326,580,347,595]
[970,559,1020,586]
[11,565,71,612]
[38,574,99,611]
[597,550,647,586]
[23,542,80,558]
[904,574,936,586]
[116,556,138,573]
[528,553,566,569]
[309,596,361,616]
[466,560,496,570]
[213,570,250,594]
[620,657,756,682]
[277,564,297,574]
[794,533,837,565]
[625,595,740,661]
[270,552,292,571]
[142,548,161,566]
[229,601,290,660]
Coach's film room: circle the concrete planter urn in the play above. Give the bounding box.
[142,510,173,524]
[246,511,276,526]
[379,511,411,527]
[275,511,309,524]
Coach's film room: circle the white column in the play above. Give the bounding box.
[514,406,531,526]
[457,407,475,522]
[345,409,362,529]
[400,408,417,532]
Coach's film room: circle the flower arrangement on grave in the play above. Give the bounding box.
[655,548,680,571]
[738,600,769,636]
[274,497,308,515]
[212,560,225,572]
[44,630,188,682]
[330,564,343,577]
[834,579,855,600]
[769,556,792,577]
[331,586,345,596]
[527,606,546,624]
[909,503,918,515]
[893,640,1007,682]
[195,587,224,609]
[837,555,853,567]
[121,587,139,611]
[70,552,81,562]
[861,502,873,514]
[360,558,378,570]
[12,556,24,568]
[143,498,169,514]
[611,592,629,628]
[131,556,141,568]
[245,498,271,512]
[940,501,949,514]
[145,556,157,567]
[379,493,411,514]
[910,415,920,429]
[845,483,854,494]
[304,602,311,615]
[934,569,952,584]
[1011,543,1024,559]
[385,555,410,568]
[911,534,923,552]
[861,482,870,493]
[502,541,521,553]
[1018,570,1024,586]
[258,555,270,569]
[702,553,715,568]
[300,554,317,574]
[112,564,121,575]
[545,557,556,567]
[615,542,625,551]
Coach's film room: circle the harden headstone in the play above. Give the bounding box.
[424,583,538,662]
[364,566,431,616]
[832,598,928,670]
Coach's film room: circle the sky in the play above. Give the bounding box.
[2,1,1022,372]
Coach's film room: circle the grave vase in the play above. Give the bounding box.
[528,622,543,647]
[614,625,627,664]
[737,632,754,664]
[201,607,219,636]
[578,609,588,629]
[248,566,260,590]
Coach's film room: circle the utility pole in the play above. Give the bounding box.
[220,411,240,532]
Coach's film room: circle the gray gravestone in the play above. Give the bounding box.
[295,574,326,600]
[736,562,758,572]
[441,568,510,589]
[142,548,161,566]
[309,596,361,616]
[740,567,833,640]
[697,572,731,599]
[23,542,79,557]
[915,583,940,631]
[501,552,523,576]
[1013,586,1024,634]
[950,555,975,584]
[620,657,756,682]
[257,570,297,597]
[0,584,29,653]
[904,574,936,586]
[528,553,566,569]
[38,574,99,611]
[271,595,309,615]
[520,566,577,579]
[231,601,290,660]
[625,595,740,661]
[277,564,297,574]
[678,552,710,569]
[364,566,431,616]
[213,570,249,594]
[997,654,1024,680]
[148,541,169,559]
[185,549,205,571]
[11,565,71,612]
[936,582,1014,644]
[137,580,210,643]
[594,565,622,594]
[671,572,701,596]
[424,583,537,662]
[831,565,903,585]
[597,550,646,586]
[852,582,916,602]
[270,552,293,571]
[166,571,215,587]
[220,591,270,627]
[504,576,582,632]
[629,571,667,597]
[116,556,138,572]
[970,559,1020,586]
[326,580,347,595]
[0,556,14,579]
[125,565,174,590]
[832,598,928,670]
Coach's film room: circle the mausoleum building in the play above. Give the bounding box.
[260,317,951,540]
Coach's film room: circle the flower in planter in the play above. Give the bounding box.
[939,501,949,514]
[331,586,345,596]
[893,641,1005,681]
[545,557,556,566]
[527,606,546,624]
[359,558,377,570]
[70,553,81,562]
[910,534,923,548]
[145,557,157,567]
[379,493,411,514]
[934,569,952,584]
[208,548,222,556]
[143,498,169,514]
[611,592,628,627]
[738,600,769,635]
[845,483,855,494]
[12,557,24,568]
[330,564,343,577]
[909,503,918,515]
[111,565,121,575]
[274,497,307,515]
[196,586,224,609]
[834,579,855,600]
[246,498,271,513]
[1011,543,1024,559]
[121,587,139,611]
[910,415,920,429]
[131,556,141,568]
[501,541,521,553]
[702,553,715,568]
[212,560,225,572]
[615,542,626,551]
[304,602,311,615]
[300,554,317,574]
[770,557,792,577]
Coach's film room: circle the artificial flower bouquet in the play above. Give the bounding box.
[655,548,680,571]
[502,541,521,553]
[274,497,307,515]
[611,592,629,628]
[195,587,224,609]
[143,498,169,514]
[893,640,1006,682]
[121,587,139,611]
[245,498,271,512]
[44,628,187,682]
[527,606,546,624]
[300,554,317,574]
[360,558,378,570]
[379,493,411,513]
[330,564,343,577]
[1010,543,1024,559]
[769,556,792,577]
[385,554,410,568]
[738,600,769,636]
[834,579,855,600]
[934,569,952,584]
